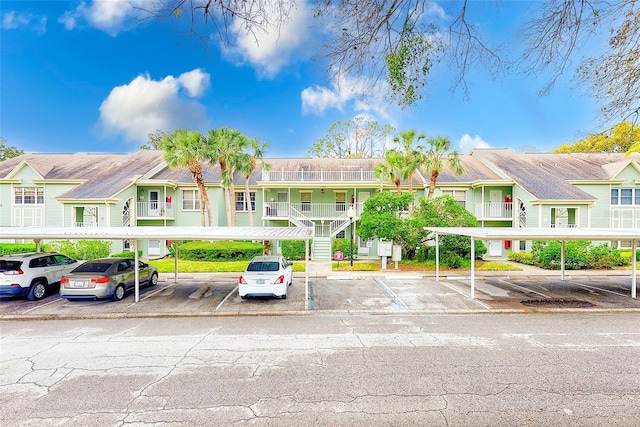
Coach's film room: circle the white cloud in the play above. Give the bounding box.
[301,74,393,121]
[459,134,492,153]
[2,11,47,34]
[98,69,211,143]
[59,0,146,36]
[223,1,313,78]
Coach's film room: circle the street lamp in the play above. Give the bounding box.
[347,206,356,267]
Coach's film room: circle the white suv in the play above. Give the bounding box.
[0,252,80,300]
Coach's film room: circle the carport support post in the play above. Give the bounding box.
[133,240,140,303]
[35,239,41,253]
[435,233,440,282]
[633,239,637,298]
[470,237,475,299]
[305,238,309,310]
[560,240,566,280]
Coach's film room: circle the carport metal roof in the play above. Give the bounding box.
[0,226,314,306]
[424,227,638,299]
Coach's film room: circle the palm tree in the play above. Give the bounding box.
[422,136,464,199]
[375,149,406,193]
[160,130,213,226]
[394,129,426,193]
[237,139,270,226]
[206,128,249,226]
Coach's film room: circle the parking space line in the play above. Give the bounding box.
[216,285,239,311]
[22,297,64,314]
[495,278,552,299]
[568,281,629,297]
[373,278,408,310]
[438,281,493,310]
[309,280,315,310]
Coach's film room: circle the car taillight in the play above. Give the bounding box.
[61,278,69,284]
[239,275,246,284]
[91,276,110,284]
[276,275,285,284]
[1,269,24,275]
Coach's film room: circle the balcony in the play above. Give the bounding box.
[136,202,175,219]
[264,202,363,220]
[262,169,378,182]
[475,202,513,220]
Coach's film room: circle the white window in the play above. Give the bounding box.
[611,188,640,205]
[300,192,312,212]
[182,190,201,211]
[235,192,256,211]
[335,192,346,212]
[14,187,44,205]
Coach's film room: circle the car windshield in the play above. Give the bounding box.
[72,262,111,273]
[246,261,279,272]
[0,260,22,272]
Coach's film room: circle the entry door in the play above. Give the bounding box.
[277,192,288,216]
[149,191,159,216]
[489,240,502,256]
[489,190,502,217]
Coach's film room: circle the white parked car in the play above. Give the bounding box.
[239,255,293,299]
[0,252,80,300]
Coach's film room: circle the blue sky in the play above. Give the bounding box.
[1,1,607,158]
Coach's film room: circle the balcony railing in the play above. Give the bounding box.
[264,202,363,219]
[475,202,513,219]
[262,169,378,182]
[137,202,174,218]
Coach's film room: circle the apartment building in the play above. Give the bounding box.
[2,148,639,260]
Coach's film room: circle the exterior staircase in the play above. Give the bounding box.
[312,236,332,261]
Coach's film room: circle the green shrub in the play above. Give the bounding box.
[441,252,463,268]
[332,238,355,258]
[0,243,51,255]
[110,250,143,258]
[48,240,111,260]
[282,240,307,260]
[178,240,263,261]
[507,251,536,265]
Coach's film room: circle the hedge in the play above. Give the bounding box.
[178,240,264,261]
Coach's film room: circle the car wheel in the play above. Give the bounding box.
[112,284,126,301]
[281,293,287,299]
[241,295,247,300]
[28,280,47,301]
[149,272,158,286]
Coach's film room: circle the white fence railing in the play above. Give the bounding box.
[263,169,378,182]
[136,202,174,218]
[264,202,363,219]
[475,202,513,219]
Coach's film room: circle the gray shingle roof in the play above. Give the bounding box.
[1,151,165,199]
[472,149,640,200]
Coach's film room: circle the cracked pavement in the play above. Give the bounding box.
[1,313,639,426]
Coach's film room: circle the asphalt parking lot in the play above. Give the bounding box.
[1,268,639,319]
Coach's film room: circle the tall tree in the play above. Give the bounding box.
[0,138,24,161]
[308,117,394,158]
[160,130,213,227]
[422,136,463,199]
[554,121,640,154]
[140,130,167,150]
[237,139,270,227]
[206,127,250,226]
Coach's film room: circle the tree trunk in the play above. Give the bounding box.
[427,171,439,199]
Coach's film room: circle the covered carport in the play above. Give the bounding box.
[0,226,314,307]
[425,227,639,300]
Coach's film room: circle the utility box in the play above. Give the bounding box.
[392,244,402,261]
[378,241,392,257]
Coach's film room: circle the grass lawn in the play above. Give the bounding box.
[148,257,522,273]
